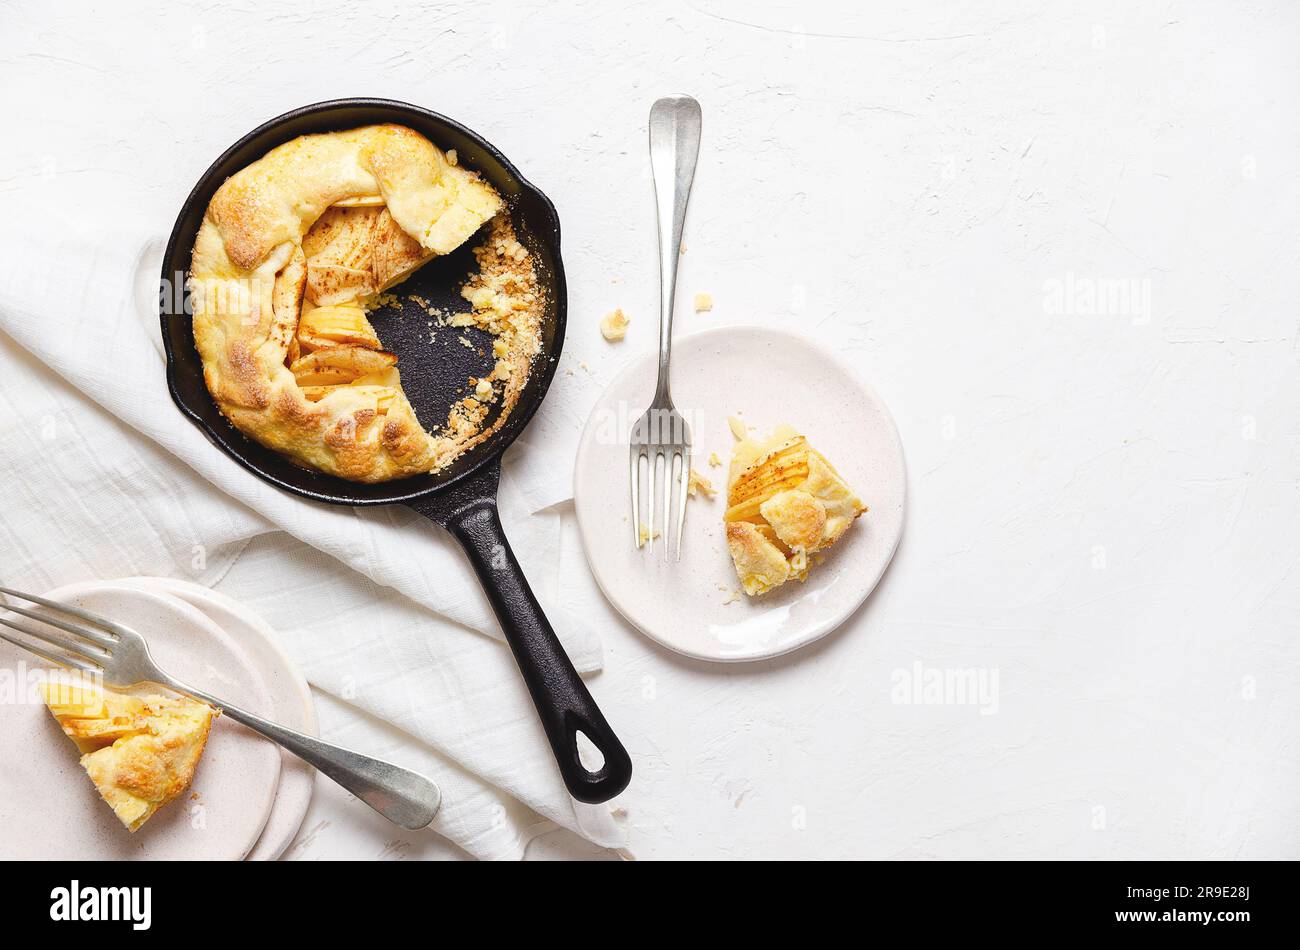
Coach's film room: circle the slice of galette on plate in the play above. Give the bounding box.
[724,425,868,596]
[39,677,218,832]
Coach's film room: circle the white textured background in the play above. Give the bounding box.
[2,0,1298,859]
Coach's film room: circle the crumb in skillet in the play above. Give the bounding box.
[422,216,543,467]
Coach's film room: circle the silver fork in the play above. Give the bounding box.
[630,94,703,559]
[0,585,441,830]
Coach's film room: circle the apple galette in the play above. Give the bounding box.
[189,124,542,482]
[40,679,217,832]
[724,425,868,596]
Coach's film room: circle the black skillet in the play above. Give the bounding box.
[159,98,631,804]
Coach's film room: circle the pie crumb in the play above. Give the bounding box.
[728,416,748,440]
[600,308,629,342]
[708,452,721,467]
[721,588,741,605]
[693,292,713,313]
[637,522,661,547]
[687,468,715,498]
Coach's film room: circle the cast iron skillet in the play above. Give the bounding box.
[160,98,631,804]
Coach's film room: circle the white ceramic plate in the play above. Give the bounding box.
[0,582,282,859]
[118,577,316,860]
[574,327,906,662]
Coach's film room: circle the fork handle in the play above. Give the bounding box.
[161,678,441,830]
[649,95,702,403]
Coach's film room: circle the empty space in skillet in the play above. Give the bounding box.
[364,235,502,442]
[160,99,566,505]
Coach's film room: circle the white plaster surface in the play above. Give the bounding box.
[2,0,1298,859]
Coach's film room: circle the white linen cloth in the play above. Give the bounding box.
[0,227,622,860]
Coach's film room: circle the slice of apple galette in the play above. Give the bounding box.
[723,425,868,596]
[39,679,217,832]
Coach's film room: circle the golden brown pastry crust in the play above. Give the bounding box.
[725,521,792,595]
[724,432,868,596]
[40,680,217,832]
[189,124,504,482]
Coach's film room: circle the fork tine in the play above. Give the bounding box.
[0,611,109,660]
[629,447,642,549]
[675,447,690,561]
[0,601,116,649]
[0,617,103,674]
[0,585,130,639]
[662,452,675,561]
[647,450,657,552]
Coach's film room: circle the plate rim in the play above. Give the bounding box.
[573,325,907,663]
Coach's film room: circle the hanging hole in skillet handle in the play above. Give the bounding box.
[560,712,630,803]
[575,729,605,773]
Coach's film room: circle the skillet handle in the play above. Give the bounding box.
[410,463,632,804]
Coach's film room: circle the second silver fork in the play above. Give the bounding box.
[0,584,441,830]
[630,94,702,559]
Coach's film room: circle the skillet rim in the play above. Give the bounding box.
[159,96,567,506]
